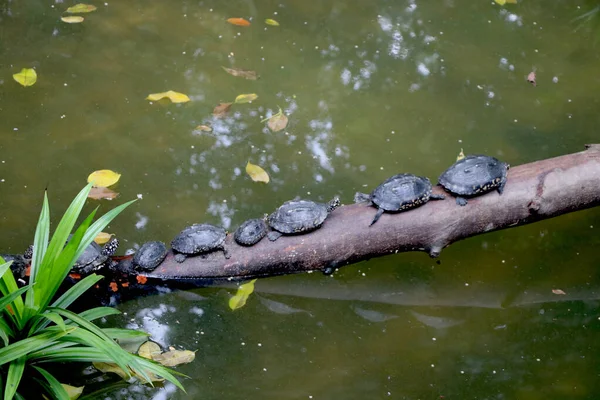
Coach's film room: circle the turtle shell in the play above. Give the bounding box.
[234,219,268,246]
[268,200,329,234]
[371,174,434,212]
[73,242,107,274]
[133,241,167,271]
[439,155,509,196]
[171,224,226,255]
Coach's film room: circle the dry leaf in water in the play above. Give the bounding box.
[94,232,112,245]
[245,162,269,183]
[138,341,162,360]
[195,125,213,132]
[13,68,37,87]
[213,102,232,118]
[87,169,121,187]
[229,279,257,310]
[88,186,119,200]
[552,289,566,295]
[221,66,258,80]
[263,107,288,132]
[66,3,97,13]
[235,93,258,104]
[227,17,251,26]
[61,16,84,23]
[456,148,465,161]
[265,19,280,26]
[146,90,190,103]
[93,362,129,380]
[152,349,196,367]
[527,71,536,87]
[61,384,84,400]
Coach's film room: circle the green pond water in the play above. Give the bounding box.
[2,0,600,398]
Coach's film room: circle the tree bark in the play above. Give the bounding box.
[125,144,600,282]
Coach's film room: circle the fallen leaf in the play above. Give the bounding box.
[221,66,258,80]
[235,93,258,104]
[213,102,232,118]
[136,275,148,284]
[229,279,257,310]
[61,384,83,400]
[93,362,129,380]
[552,289,566,295]
[66,3,97,13]
[138,341,162,360]
[506,0,517,3]
[94,232,112,245]
[88,186,119,200]
[527,71,536,87]
[262,107,288,132]
[152,349,196,367]
[61,16,84,23]
[13,68,37,87]
[227,17,250,26]
[265,19,279,26]
[245,162,269,183]
[494,0,506,4]
[109,282,118,292]
[195,125,213,132]
[456,148,465,161]
[146,90,190,103]
[87,169,121,188]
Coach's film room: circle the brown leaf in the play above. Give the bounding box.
[195,125,213,132]
[152,349,196,367]
[267,112,288,132]
[527,71,536,87]
[227,18,250,26]
[221,67,258,80]
[213,102,232,118]
[552,289,566,295]
[88,187,119,200]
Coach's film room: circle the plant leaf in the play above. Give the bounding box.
[5,357,26,400]
[0,328,73,366]
[146,91,190,103]
[87,170,121,188]
[33,366,70,400]
[88,187,119,200]
[61,384,83,400]
[494,0,506,4]
[61,16,84,23]
[226,18,250,26]
[66,4,97,13]
[50,274,103,311]
[138,341,162,360]
[152,349,196,367]
[13,68,37,87]
[234,93,258,104]
[93,232,112,245]
[265,19,279,26]
[92,362,129,380]
[221,67,258,80]
[228,279,257,310]
[456,149,465,161]
[213,102,232,118]
[78,307,121,322]
[245,162,269,183]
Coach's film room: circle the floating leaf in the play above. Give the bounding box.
[494,0,506,4]
[138,341,162,360]
[94,232,112,245]
[195,125,213,132]
[93,362,129,380]
[234,93,258,104]
[221,66,258,80]
[227,17,251,26]
[229,279,257,310]
[62,384,83,400]
[66,3,97,13]
[527,71,537,87]
[146,90,190,103]
[213,102,232,118]
[262,107,288,132]
[245,162,269,183]
[87,169,121,187]
[265,19,279,26]
[13,68,37,87]
[552,289,566,295]
[152,349,196,367]
[456,148,465,161]
[61,16,84,23]
[88,186,119,200]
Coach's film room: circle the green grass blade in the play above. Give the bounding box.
[4,356,26,400]
[29,191,50,284]
[32,366,70,400]
[0,286,29,315]
[0,328,73,366]
[0,262,25,326]
[41,312,66,332]
[50,274,103,310]
[0,261,12,281]
[101,328,150,341]
[29,347,113,363]
[79,200,136,255]
[131,356,186,391]
[0,318,12,346]
[77,307,121,322]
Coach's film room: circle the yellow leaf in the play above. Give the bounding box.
[12,68,37,87]
[138,341,162,360]
[66,3,97,13]
[61,16,84,23]
[93,362,129,380]
[61,384,83,400]
[234,93,258,104]
[94,232,112,245]
[87,169,121,188]
[506,0,517,3]
[195,124,213,132]
[494,0,506,4]
[228,279,257,310]
[152,349,196,367]
[146,90,191,104]
[265,19,280,26]
[456,149,465,161]
[245,161,269,184]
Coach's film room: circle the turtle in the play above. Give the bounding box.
[354,173,445,226]
[72,237,119,275]
[234,218,268,246]
[171,223,230,262]
[267,196,340,241]
[438,154,509,206]
[133,241,168,271]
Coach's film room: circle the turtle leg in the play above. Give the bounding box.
[369,208,385,226]
[222,246,231,259]
[430,194,445,201]
[455,197,468,206]
[174,253,187,263]
[267,231,282,241]
[497,178,507,195]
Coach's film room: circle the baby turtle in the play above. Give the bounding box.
[438,154,509,206]
[73,237,119,275]
[234,218,268,246]
[354,173,445,226]
[267,196,340,241]
[133,241,168,271]
[171,223,229,262]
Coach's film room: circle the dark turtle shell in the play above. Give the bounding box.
[234,218,268,246]
[438,154,509,206]
[354,174,445,226]
[267,197,340,241]
[133,241,167,271]
[73,242,107,274]
[171,223,229,262]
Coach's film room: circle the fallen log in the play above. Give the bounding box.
[128,144,600,282]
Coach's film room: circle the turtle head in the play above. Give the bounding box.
[327,196,341,213]
[101,237,119,256]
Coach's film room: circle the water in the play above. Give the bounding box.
[2,0,600,398]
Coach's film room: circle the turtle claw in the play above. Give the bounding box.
[267,231,282,242]
[456,197,468,206]
[369,208,385,226]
